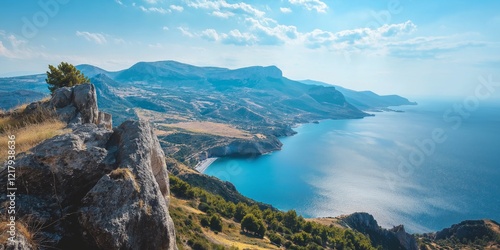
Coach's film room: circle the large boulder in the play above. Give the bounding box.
[15,124,115,203]
[45,83,109,128]
[79,121,176,250]
[72,84,99,124]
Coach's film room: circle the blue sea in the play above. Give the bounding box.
[205,99,500,233]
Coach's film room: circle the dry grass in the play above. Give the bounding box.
[109,168,141,192]
[306,217,347,229]
[0,219,37,249]
[159,121,253,139]
[135,108,192,122]
[0,120,68,161]
[0,100,70,161]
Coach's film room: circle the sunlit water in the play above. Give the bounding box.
[205,99,500,233]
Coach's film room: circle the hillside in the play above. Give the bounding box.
[300,79,417,111]
[0,61,371,167]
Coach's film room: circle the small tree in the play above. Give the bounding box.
[209,214,223,232]
[241,214,266,238]
[46,62,89,93]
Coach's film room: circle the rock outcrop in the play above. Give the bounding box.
[432,219,500,243]
[341,212,418,250]
[207,137,283,157]
[79,121,175,250]
[417,219,500,249]
[24,83,112,129]
[0,84,176,249]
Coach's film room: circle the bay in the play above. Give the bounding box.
[205,99,500,233]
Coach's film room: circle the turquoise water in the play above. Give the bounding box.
[205,99,500,233]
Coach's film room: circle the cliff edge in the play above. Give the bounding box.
[0,84,177,250]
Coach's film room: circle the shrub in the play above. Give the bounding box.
[241,214,266,238]
[46,62,89,93]
[209,215,223,232]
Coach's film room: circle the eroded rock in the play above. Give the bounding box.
[79,120,176,250]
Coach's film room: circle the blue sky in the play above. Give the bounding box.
[1,0,499,96]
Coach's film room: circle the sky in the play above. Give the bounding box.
[0,0,499,97]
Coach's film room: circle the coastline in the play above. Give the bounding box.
[195,157,218,173]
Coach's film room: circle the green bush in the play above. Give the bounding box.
[241,214,266,238]
[46,62,89,93]
[209,215,223,232]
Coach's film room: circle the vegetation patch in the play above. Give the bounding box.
[109,168,141,192]
[159,121,253,139]
[169,175,375,250]
[0,102,68,161]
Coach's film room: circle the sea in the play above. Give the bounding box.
[205,98,500,233]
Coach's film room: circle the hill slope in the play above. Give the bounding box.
[301,79,417,110]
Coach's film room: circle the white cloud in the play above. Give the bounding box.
[76,31,108,44]
[211,10,235,18]
[148,43,164,49]
[246,17,299,45]
[178,27,195,38]
[280,7,292,13]
[138,6,170,14]
[163,26,170,31]
[379,21,417,37]
[289,0,328,13]
[0,41,11,58]
[75,31,126,46]
[170,5,184,12]
[144,0,161,4]
[201,29,223,41]
[0,32,36,59]
[199,28,257,45]
[385,35,486,58]
[187,0,265,17]
[303,20,417,49]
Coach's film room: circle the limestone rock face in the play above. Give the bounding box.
[97,111,113,130]
[50,86,73,108]
[15,124,115,206]
[79,121,176,250]
[1,103,176,249]
[45,83,109,128]
[72,83,99,124]
[113,121,170,199]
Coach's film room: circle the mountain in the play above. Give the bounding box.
[0,89,46,110]
[0,74,48,110]
[301,79,417,110]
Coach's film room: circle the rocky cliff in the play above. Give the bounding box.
[207,136,283,157]
[0,84,176,250]
[341,212,418,250]
[417,219,500,249]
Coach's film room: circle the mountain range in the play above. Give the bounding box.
[1,60,415,122]
[0,61,416,166]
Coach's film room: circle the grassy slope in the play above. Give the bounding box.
[170,197,279,250]
[168,174,375,250]
[0,102,69,161]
